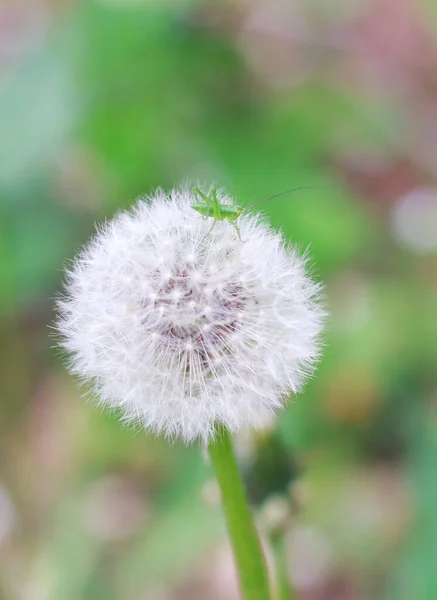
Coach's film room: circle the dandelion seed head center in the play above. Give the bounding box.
[141,263,254,364]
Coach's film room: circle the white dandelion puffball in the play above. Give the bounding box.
[57,187,324,443]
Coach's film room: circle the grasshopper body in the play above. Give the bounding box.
[193,188,243,239]
[192,186,309,241]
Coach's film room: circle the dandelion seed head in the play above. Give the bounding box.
[56,186,325,443]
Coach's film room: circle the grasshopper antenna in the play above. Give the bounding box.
[243,186,313,212]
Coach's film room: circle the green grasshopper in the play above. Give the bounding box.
[192,186,309,241]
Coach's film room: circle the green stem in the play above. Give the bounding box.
[208,427,271,600]
[272,533,294,600]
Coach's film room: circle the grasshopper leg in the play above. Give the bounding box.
[208,219,217,234]
[193,187,215,206]
[231,220,243,242]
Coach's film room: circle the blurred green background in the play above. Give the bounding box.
[1,1,437,599]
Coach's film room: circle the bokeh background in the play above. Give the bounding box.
[1,1,437,599]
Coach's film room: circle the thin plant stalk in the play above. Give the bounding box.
[272,533,294,600]
[208,426,271,600]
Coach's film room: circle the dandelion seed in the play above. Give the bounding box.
[56,186,325,443]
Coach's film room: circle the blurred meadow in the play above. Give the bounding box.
[1,0,437,599]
